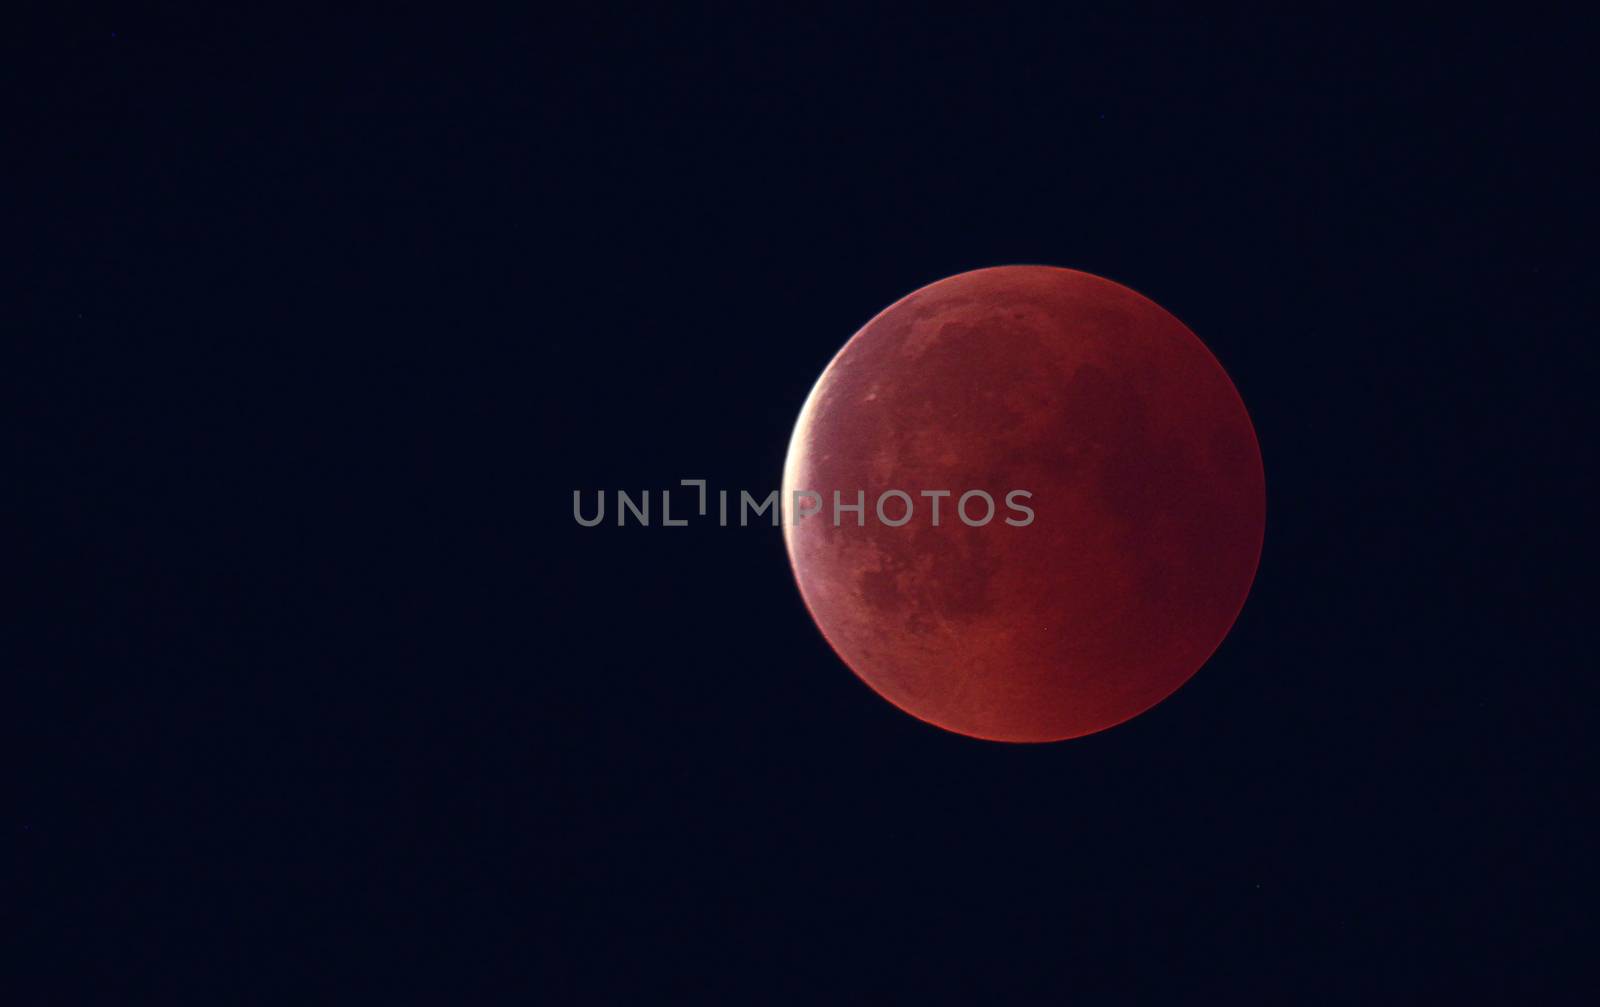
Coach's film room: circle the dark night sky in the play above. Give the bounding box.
[10,7,1591,1001]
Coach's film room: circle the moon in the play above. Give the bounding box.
[782,266,1265,742]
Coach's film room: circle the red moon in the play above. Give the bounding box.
[782,266,1265,742]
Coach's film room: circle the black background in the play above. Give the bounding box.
[11,8,1591,1001]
